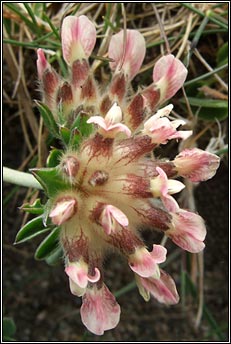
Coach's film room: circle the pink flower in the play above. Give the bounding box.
[100,204,129,235]
[81,283,121,335]
[167,209,207,253]
[143,104,192,144]
[150,166,185,212]
[87,102,131,138]
[128,244,167,278]
[49,198,77,225]
[173,148,220,182]
[108,29,146,81]
[61,15,96,64]
[153,54,188,102]
[65,260,100,290]
[136,269,179,304]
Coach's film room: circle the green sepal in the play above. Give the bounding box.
[42,199,52,227]
[15,215,51,244]
[45,246,63,265]
[71,112,93,137]
[60,126,71,146]
[35,226,60,260]
[46,148,62,168]
[35,101,60,138]
[20,198,44,215]
[30,167,70,198]
[69,128,81,148]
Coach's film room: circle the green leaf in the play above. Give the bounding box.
[196,107,228,121]
[35,101,60,138]
[180,97,228,121]
[3,317,16,338]
[15,215,51,244]
[45,246,63,265]
[217,42,228,66]
[35,226,60,260]
[46,148,62,168]
[20,199,44,215]
[30,167,70,198]
[185,97,228,108]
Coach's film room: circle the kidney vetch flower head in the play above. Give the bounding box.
[34,15,220,335]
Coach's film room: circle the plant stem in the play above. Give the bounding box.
[3,167,42,190]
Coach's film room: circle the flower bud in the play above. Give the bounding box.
[49,197,77,225]
[61,155,80,178]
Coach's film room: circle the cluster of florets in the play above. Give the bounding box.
[37,15,220,335]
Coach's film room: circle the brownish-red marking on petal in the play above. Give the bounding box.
[81,76,96,100]
[57,82,73,104]
[126,93,145,130]
[133,204,171,231]
[109,73,126,102]
[72,59,89,88]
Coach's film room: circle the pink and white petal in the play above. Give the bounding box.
[49,199,77,225]
[87,116,108,130]
[65,264,88,289]
[129,247,160,278]
[80,284,121,335]
[87,267,101,283]
[100,205,128,234]
[105,103,122,124]
[77,15,96,57]
[123,30,146,80]
[169,231,205,253]
[143,113,160,131]
[155,104,174,118]
[129,257,160,278]
[109,29,146,80]
[100,206,114,235]
[69,278,86,297]
[169,130,193,141]
[135,274,150,302]
[108,30,124,71]
[106,205,129,227]
[172,210,207,241]
[155,167,168,195]
[167,179,185,194]
[153,54,188,101]
[108,123,132,137]
[174,148,220,182]
[148,116,172,133]
[141,269,179,305]
[150,244,167,264]
[61,15,96,64]
[171,119,187,129]
[162,194,179,212]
